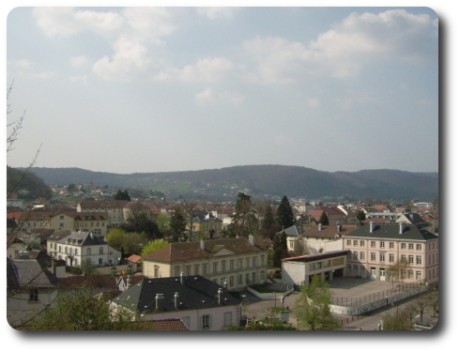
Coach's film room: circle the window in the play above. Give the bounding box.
[202,264,207,274]
[99,247,103,254]
[389,242,395,249]
[347,240,352,246]
[185,265,191,276]
[260,271,265,283]
[238,259,243,269]
[416,271,422,280]
[416,256,422,265]
[389,254,395,262]
[230,260,235,270]
[29,289,39,301]
[380,253,385,262]
[401,243,406,249]
[221,261,227,272]
[246,273,250,285]
[174,266,180,276]
[213,262,218,273]
[353,251,358,260]
[416,244,422,250]
[260,255,265,265]
[409,255,414,264]
[86,248,91,256]
[154,266,159,278]
[360,252,365,260]
[229,276,234,287]
[201,315,211,330]
[238,274,243,285]
[224,312,233,327]
[371,252,376,261]
[98,258,103,265]
[401,254,407,262]
[252,257,257,267]
[371,241,376,248]
[380,242,385,248]
[353,240,358,246]
[409,243,414,250]
[245,258,250,268]
[194,264,200,275]
[360,241,365,247]
[408,270,414,279]
[360,266,365,275]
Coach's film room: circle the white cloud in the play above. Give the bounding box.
[336,89,377,110]
[13,59,32,70]
[195,87,244,106]
[156,57,238,83]
[196,7,238,19]
[70,56,88,68]
[307,97,320,108]
[243,10,437,82]
[122,7,179,40]
[92,36,154,81]
[32,71,58,79]
[69,75,88,84]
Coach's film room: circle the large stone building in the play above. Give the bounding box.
[142,236,269,290]
[342,222,439,284]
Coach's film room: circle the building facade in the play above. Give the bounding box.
[142,236,269,290]
[343,222,439,284]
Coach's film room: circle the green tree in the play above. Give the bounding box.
[261,203,281,240]
[272,231,288,268]
[230,192,258,238]
[114,189,131,201]
[356,210,366,221]
[30,290,138,330]
[121,213,162,241]
[169,208,187,242]
[276,196,295,229]
[106,228,148,258]
[155,213,170,232]
[319,211,329,226]
[294,275,340,331]
[382,309,412,330]
[141,239,169,257]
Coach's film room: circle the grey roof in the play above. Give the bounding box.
[7,258,58,289]
[343,223,438,241]
[49,231,108,246]
[112,275,241,314]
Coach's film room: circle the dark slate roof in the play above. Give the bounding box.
[112,275,241,314]
[343,223,438,241]
[49,231,108,246]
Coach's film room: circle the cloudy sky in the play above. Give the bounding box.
[6,6,438,174]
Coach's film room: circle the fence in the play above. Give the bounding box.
[331,282,424,307]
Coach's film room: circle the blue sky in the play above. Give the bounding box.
[6,6,438,174]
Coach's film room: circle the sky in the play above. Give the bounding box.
[6,6,439,174]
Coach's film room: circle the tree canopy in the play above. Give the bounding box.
[276,196,295,229]
[114,189,131,201]
[141,239,169,257]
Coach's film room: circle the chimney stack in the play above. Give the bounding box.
[180,271,184,284]
[174,292,179,309]
[318,223,322,231]
[399,222,404,235]
[200,239,205,250]
[126,275,131,289]
[249,235,254,245]
[369,221,373,233]
[217,288,223,305]
[155,293,164,311]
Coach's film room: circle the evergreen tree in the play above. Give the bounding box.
[114,189,131,201]
[169,209,187,242]
[356,210,366,221]
[261,203,280,240]
[319,211,330,225]
[230,192,258,238]
[272,231,288,268]
[276,196,295,229]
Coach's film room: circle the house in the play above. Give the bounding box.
[110,275,242,330]
[142,236,269,290]
[187,212,224,240]
[281,251,348,287]
[396,213,429,228]
[343,222,439,284]
[77,200,128,226]
[7,256,59,327]
[307,206,346,225]
[47,230,121,268]
[287,224,358,255]
[7,236,27,260]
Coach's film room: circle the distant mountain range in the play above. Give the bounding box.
[22,165,438,201]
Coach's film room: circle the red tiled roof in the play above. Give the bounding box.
[138,319,189,331]
[58,274,118,290]
[126,254,142,263]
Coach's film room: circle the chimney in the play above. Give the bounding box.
[369,221,373,233]
[217,288,223,305]
[399,222,404,235]
[318,223,322,231]
[51,259,56,275]
[155,293,164,311]
[126,275,131,289]
[249,235,254,245]
[200,239,205,250]
[174,292,179,309]
[180,271,184,284]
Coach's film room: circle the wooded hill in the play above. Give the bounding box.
[21,165,438,201]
